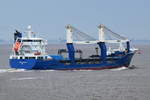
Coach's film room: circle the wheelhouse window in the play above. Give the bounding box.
[22,40,42,42]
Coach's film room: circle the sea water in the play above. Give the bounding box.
[0,44,150,100]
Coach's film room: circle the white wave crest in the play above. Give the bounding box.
[10,77,41,81]
[0,68,27,73]
[110,67,128,71]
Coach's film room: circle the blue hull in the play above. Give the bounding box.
[9,53,134,70]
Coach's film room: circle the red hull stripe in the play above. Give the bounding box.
[61,66,127,70]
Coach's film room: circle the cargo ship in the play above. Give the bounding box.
[9,25,136,70]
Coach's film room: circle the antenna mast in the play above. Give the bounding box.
[27,25,33,38]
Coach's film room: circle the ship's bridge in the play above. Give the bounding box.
[11,25,47,57]
[19,38,47,56]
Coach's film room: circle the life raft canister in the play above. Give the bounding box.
[34,52,41,55]
[13,42,22,52]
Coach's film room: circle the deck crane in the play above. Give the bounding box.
[66,24,131,63]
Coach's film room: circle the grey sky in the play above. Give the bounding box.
[0,0,149,41]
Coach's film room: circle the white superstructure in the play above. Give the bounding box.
[10,25,48,59]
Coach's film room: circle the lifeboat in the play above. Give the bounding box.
[13,41,22,52]
[34,52,41,55]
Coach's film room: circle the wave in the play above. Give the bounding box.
[0,68,27,73]
[10,77,41,81]
[110,66,128,71]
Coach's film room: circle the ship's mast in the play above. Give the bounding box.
[27,25,33,38]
